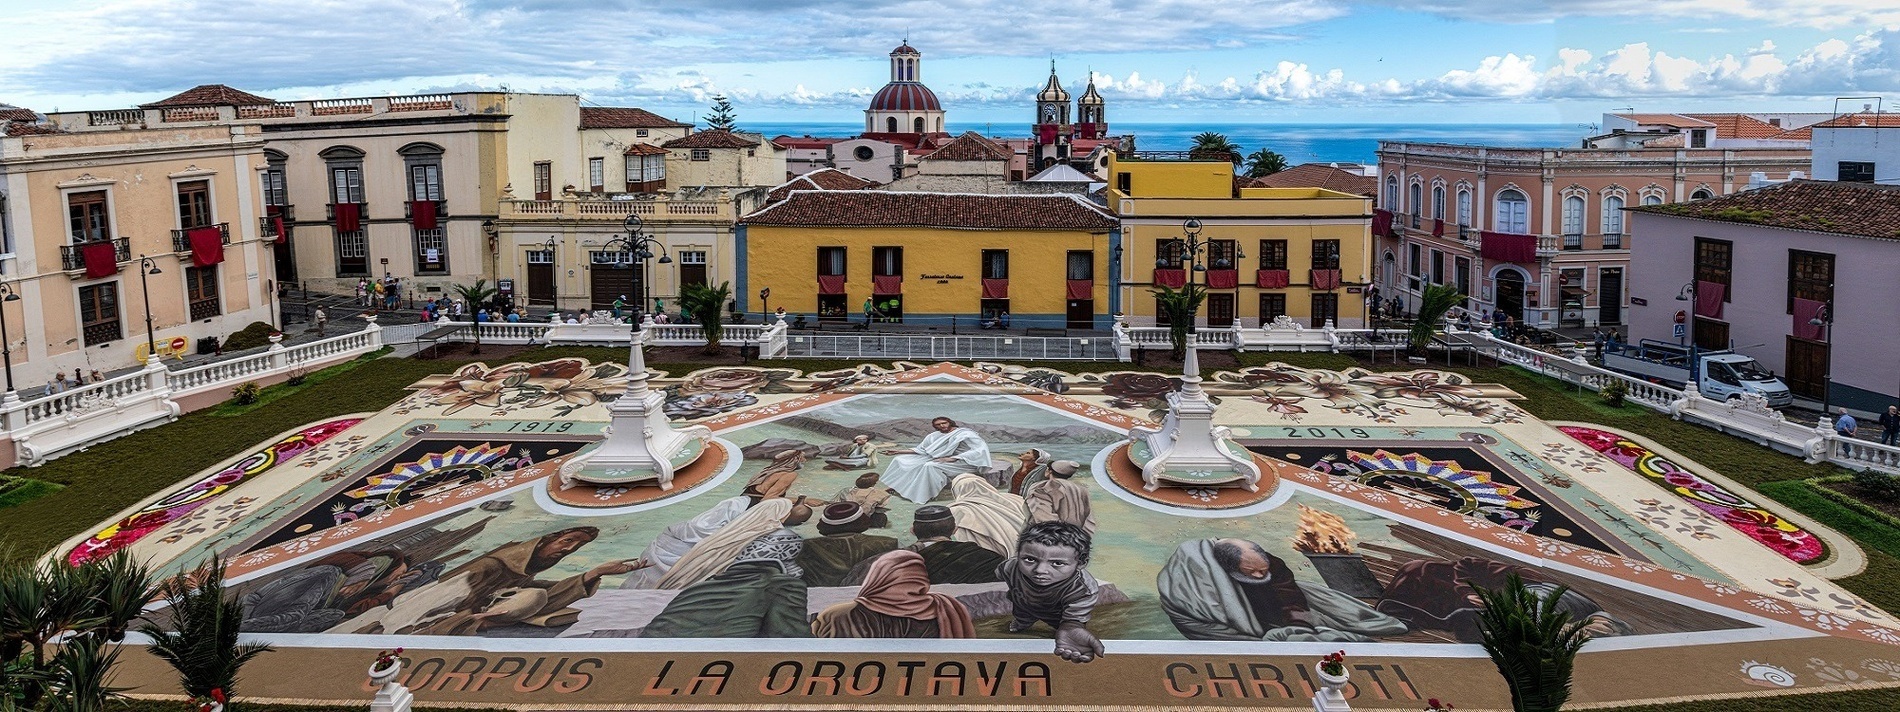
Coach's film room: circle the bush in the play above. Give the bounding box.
[285,367,308,387]
[230,382,262,405]
[1854,470,1900,501]
[221,321,278,351]
[1600,380,1628,408]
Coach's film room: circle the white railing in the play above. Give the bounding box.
[786,334,1117,361]
[1113,316,1349,356]
[416,316,789,357]
[1,322,386,468]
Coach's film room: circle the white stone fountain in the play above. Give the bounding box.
[559,319,711,491]
[1126,338,1261,492]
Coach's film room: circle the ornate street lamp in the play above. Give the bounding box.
[139,257,163,362]
[602,215,671,319]
[0,281,19,395]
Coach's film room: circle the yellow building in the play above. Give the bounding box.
[739,191,1120,329]
[1107,152,1374,328]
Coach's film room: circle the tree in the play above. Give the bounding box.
[705,95,738,132]
[0,552,157,710]
[1473,574,1592,712]
[141,558,272,704]
[679,281,733,350]
[1408,283,1464,355]
[451,279,498,354]
[1189,132,1242,164]
[0,559,96,707]
[1150,283,1208,361]
[45,635,127,712]
[1244,148,1289,178]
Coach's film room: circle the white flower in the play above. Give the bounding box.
[1748,598,1792,614]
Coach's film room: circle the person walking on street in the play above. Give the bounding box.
[1836,407,1858,438]
[1880,405,1900,446]
[314,306,329,337]
[1592,327,1606,361]
[355,279,368,306]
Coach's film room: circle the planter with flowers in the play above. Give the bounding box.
[368,648,405,687]
[1424,699,1455,711]
[191,689,226,712]
[1312,650,1350,711]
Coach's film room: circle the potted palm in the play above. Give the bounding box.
[1474,574,1592,712]
[1149,283,1207,362]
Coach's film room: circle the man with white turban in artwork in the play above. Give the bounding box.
[642,530,812,638]
[655,499,797,590]
[880,417,993,504]
[1156,538,1408,642]
[621,496,750,589]
[948,474,1029,558]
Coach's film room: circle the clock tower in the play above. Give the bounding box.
[1033,62,1072,172]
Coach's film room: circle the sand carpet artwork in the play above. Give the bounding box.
[66,358,1900,709]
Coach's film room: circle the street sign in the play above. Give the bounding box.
[1673,324,1686,338]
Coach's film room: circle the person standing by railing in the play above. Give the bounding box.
[314,306,328,337]
[1880,406,1900,447]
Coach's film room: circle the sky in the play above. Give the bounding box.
[0,0,1896,125]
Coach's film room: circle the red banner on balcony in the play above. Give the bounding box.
[1206,269,1239,289]
[1037,124,1057,143]
[981,278,1009,299]
[80,242,119,278]
[188,227,225,267]
[333,202,361,233]
[267,205,288,244]
[1432,218,1445,237]
[1310,269,1342,290]
[873,275,903,295]
[1153,268,1187,288]
[1067,279,1093,300]
[1256,269,1290,288]
[1372,209,1393,237]
[1694,280,1726,319]
[817,275,846,295]
[1480,231,1537,263]
[1793,298,1826,341]
[1077,123,1095,138]
[411,200,438,231]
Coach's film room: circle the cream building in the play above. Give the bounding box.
[0,123,276,390]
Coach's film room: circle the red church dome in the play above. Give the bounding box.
[869,82,942,112]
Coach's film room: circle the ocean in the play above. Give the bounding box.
[742,121,1593,166]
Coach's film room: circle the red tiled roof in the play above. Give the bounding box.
[1815,112,1900,128]
[580,106,691,129]
[1630,180,1900,241]
[1249,163,1378,196]
[765,168,878,203]
[0,106,36,122]
[922,131,1010,161]
[141,84,276,108]
[4,122,61,136]
[773,135,843,149]
[1614,113,1714,128]
[623,143,667,156]
[662,129,760,149]
[744,191,1118,231]
[869,82,942,113]
[1684,114,1793,140]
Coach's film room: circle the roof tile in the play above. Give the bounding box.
[744,191,1118,231]
[662,129,761,149]
[141,84,276,108]
[1249,163,1378,196]
[580,107,691,129]
[1631,180,1900,241]
[922,131,1011,161]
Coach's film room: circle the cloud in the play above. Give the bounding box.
[1361,0,1900,29]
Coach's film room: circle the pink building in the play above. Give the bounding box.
[1376,122,1810,328]
[1625,180,1900,414]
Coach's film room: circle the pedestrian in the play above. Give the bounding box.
[613,295,626,319]
[1880,405,1900,447]
[1836,407,1859,438]
[1592,327,1606,360]
[1607,327,1620,348]
[89,369,103,383]
[505,310,520,323]
[73,368,87,386]
[46,375,63,395]
[863,296,877,325]
[475,309,489,324]
[314,305,329,337]
[355,279,368,306]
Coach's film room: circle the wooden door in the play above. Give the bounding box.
[1785,337,1829,400]
[526,263,554,307]
[1495,271,1525,321]
[1066,299,1093,330]
[590,264,635,313]
[1597,268,1623,325]
[1206,293,1235,328]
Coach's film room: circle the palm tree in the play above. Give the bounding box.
[0,559,97,708]
[1474,574,1593,712]
[1244,148,1289,178]
[1189,132,1242,164]
[451,279,498,354]
[141,559,271,704]
[45,635,127,712]
[78,551,157,643]
[678,281,733,350]
[1150,283,1208,361]
[1408,283,1464,355]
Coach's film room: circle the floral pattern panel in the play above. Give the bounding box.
[1560,426,1825,565]
[420,359,627,417]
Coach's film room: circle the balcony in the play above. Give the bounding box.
[260,205,295,239]
[403,200,449,219]
[1536,235,1561,256]
[498,196,735,223]
[171,223,231,252]
[325,203,368,221]
[60,237,131,271]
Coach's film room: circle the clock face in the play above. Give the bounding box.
[1042,105,1057,122]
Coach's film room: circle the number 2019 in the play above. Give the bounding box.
[1282,427,1371,439]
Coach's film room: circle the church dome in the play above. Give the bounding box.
[891,42,921,56]
[869,82,942,112]
[1037,70,1070,103]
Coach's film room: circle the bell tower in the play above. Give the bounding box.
[1078,74,1106,139]
[1033,62,1072,172]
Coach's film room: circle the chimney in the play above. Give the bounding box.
[1748,171,1767,189]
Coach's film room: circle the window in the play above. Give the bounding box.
[853,146,875,161]
[1209,240,1237,269]
[67,190,110,242]
[679,250,708,287]
[981,250,1009,279]
[690,149,710,162]
[1561,195,1585,241]
[1689,129,1708,148]
[408,163,443,202]
[526,249,554,264]
[1155,239,1185,268]
[1383,177,1398,210]
[329,165,364,204]
[1456,189,1472,227]
[1310,292,1338,328]
[588,157,604,192]
[1494,189,1529,234]
[1116,172,1132,194]
[1601,195,1625,247]
[1839,161,1876,183]
[817,246,846,276]
[1311,239,1341,270]
[1258,239,1288,270]
[636,129,649,137]
[913,117,925,133]
[1693,238,1732,303]
[79,283,121,346]
[1454,256,1471,295]
[1787,250,1834,313]
[625,154,664,189]
[414,227,446,273]
[1642,193,1663,206]
[533,161,552,200]
[1690,188,1713,200]
[336,229,368,275]
[185,265,220,320]
[1407,182,1422,226]
[872,246,903,276]
[1066,251,1093,280]
[1407,242,1422,290]
[1432,185,1445,220]
[262,164,288,206]
[886,117,898,133]
[1431,250,1445,285]
[1259,293,1287,322]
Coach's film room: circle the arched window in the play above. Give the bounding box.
[1456,189,1472,227]
[1431,185,1445,220]
[913,117,925,133]
[936,117,943,132]
[1383,177,1398,210]
[1690,188,1713,200]
[1642,194,1664,206]
[1602,195,1625,235]
[1408,181,1422,218]
[1561,195,1585,236]
[886,117,898,133]
[1494,189,1529,234]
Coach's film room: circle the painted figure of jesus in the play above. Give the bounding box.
[880,417,992,504]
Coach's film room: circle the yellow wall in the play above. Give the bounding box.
[1105,153,1235,198]
[743,225,1114,329]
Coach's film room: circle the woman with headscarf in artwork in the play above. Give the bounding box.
[947,473,1029,558]
[744,450,807,505]
[643,529,813,638]
[622,496,751,589]
[1007,448,1054,494]
[812,550,975,638]
[656,498,796,590]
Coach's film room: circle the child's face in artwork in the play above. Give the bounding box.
[1016,541,1080,587]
